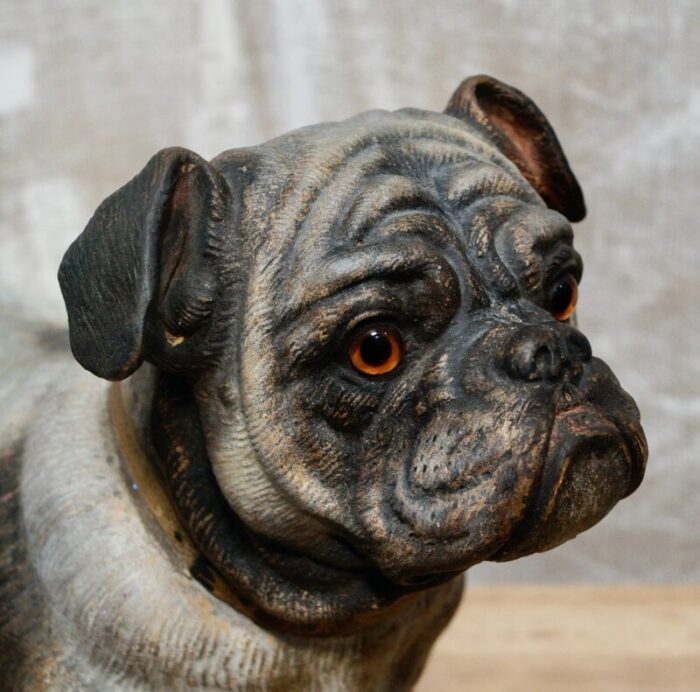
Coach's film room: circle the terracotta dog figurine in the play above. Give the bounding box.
[0,75,646,690]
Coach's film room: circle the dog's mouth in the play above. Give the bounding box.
[490,399,647,561]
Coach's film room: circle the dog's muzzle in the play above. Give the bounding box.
[492,378,647,562]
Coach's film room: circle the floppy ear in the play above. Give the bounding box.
[58,147,231,380]
[445,75,586,222]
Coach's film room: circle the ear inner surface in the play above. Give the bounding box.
[158,164,227,338]
[445,75,586,222]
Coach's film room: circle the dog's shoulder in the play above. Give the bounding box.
[0,312,98,690]
[0,312,77,488]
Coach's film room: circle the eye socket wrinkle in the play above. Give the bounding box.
[278,238,459,325]
[278,254,460,373]
[542,246,583,286]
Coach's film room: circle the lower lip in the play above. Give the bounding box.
[490,406,634,561]
[554,403,646,497]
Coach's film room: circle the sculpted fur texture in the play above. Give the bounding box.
[0,75,646,690]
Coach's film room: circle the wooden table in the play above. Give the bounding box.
[416,585,700,691]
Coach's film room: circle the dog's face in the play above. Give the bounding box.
[60,76,646,627]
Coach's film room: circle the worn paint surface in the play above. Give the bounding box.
[1,70,647,687]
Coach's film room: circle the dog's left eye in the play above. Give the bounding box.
[548,274,578,321]
[348,324,404,376]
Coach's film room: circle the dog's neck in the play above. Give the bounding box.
[108,366,463,687]
[113,369,250,614]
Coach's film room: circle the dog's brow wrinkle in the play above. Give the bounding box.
[341,175,442,243]
[471,213,492,258]
[464,206,519,298]
[440,161,537,209]
[492,207,578,297]
[277,241,443,327]
[530,219,574,250]
[277,145,388,270]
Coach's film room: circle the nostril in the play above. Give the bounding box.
[504,324,591,384]
[505,327,563,382]
[534,344,561,380]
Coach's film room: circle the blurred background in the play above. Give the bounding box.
[1,0,698,584]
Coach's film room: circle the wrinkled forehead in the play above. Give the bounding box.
[218,108,543,246]
[217,109,572,312]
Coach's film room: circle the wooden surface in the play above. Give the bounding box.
[416,585,700,692]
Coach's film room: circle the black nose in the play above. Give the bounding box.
[505,324,592,382]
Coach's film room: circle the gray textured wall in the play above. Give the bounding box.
[1,0,698,582]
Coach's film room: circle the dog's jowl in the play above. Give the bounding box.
[0,75,647,690]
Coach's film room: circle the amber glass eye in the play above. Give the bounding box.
[549,274,579,321]
[349,325,404,376]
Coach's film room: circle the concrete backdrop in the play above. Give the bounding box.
[1,0,698,583]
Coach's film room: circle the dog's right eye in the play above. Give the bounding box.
[348,324,404,376]
[548,273,578,321]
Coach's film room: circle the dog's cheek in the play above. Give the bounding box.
[301,376,381,433]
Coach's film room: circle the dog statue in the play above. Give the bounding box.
[0,75,646,690]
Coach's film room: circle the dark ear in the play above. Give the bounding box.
[58,147,231,380]
[445,75,585,222]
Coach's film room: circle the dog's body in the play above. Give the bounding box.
[0,76,646,690]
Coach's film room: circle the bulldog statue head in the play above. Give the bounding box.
[59,75,647,633]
